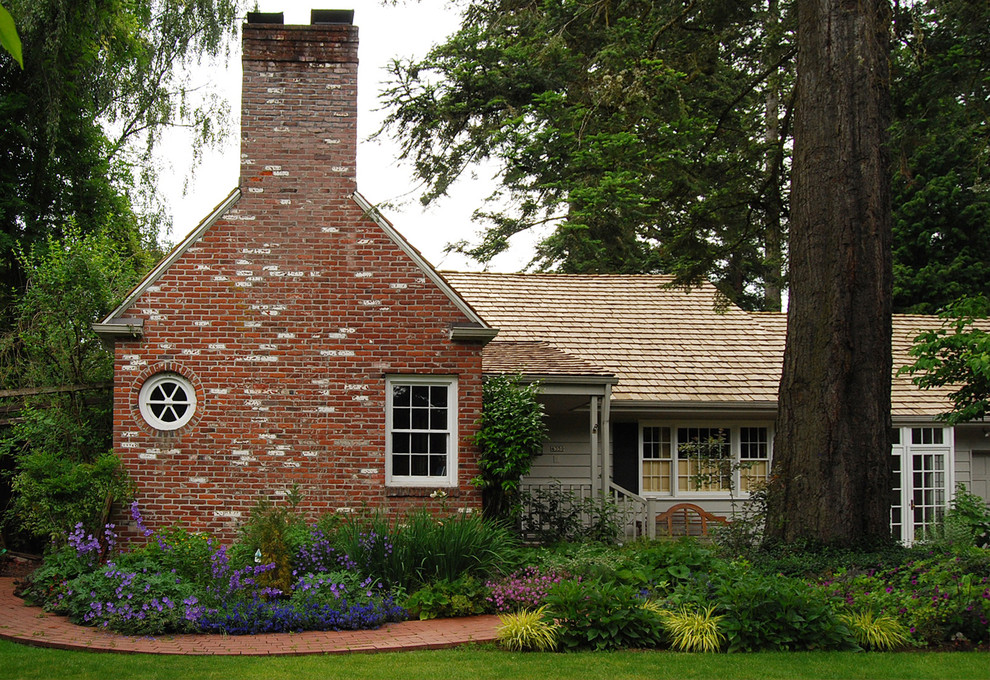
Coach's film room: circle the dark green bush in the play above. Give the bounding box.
[545,578,666,650]
[714,566,855,652]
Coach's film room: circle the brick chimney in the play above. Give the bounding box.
[240,10,359,204]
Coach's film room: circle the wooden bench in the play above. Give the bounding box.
[655,503,729,537]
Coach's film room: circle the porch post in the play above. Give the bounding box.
[601,383,612,499]
[590,395,599,495]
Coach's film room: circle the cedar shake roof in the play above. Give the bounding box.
[444,273,955,418]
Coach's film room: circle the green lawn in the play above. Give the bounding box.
[1,639,987,680]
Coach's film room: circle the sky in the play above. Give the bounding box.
[157,0,534,272]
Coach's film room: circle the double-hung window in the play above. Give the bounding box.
[386,376,457,487]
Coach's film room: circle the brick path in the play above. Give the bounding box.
[0,577,499,656]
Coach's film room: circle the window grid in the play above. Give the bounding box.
[642,427,671,493]
[387,379,455,485]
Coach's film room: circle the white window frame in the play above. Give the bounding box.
[892,425,954,545]
[139,373,197,431]
[385,376,458,487]
[638,421,774,498]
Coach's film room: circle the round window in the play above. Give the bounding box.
[139,373,197,431]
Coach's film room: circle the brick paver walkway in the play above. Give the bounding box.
[0,577,499,655]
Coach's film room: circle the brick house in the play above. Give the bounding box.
[97,12,988,543]
[95,12,496,539]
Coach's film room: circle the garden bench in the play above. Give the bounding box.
[655,502,729,537]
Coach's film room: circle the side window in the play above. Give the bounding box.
[139,373,197,431]
[386,377,457,486]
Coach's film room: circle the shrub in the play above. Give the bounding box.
[545,578,665,651]
[473,375,548,521]
[145,525,213,583]
[496,606,560,651]
[402,510,517,585]
[404,575,491,619]
[232,489,310,594]
[4,448,132,543]
[714,566,855,652]
[660,605,726,653]
[937,485,990,548]
[334,510,517,590]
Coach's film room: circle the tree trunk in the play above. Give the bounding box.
[766,0,894,546]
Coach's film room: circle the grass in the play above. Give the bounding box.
[1,640,988,680]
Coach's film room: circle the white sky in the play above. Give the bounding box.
[156,0,535,272]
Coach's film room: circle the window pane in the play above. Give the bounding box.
[392,455,409,476]
[430,408,447,430]
[430,386,447,408]
[429,433,447,454]
[411,433,429,453]
[394,407,410,430]
[411,407,429,430]
[429,455,447,476]
[412,385,430,407]
[392,433,410,454]
[393,385,410,406]
[411,454,429,476]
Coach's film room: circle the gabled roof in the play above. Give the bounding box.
[445,272,956,418]
[96,191,494,337]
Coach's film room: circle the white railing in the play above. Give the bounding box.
[519,481,660,542]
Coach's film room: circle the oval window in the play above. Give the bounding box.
[139,373,197,431]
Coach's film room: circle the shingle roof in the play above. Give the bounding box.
[444,273,955,418]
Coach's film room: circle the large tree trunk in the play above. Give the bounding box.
[766,0,894,546]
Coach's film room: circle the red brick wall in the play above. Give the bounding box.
[110,22,485,541]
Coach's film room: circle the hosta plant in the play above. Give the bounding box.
[496,606,560,651]
[660,605,726,653]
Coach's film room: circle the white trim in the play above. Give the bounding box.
[385,375,458,487]
[139,373,197,431]
[101,189,241,324]
[636,420,775,499]
[351,192,493,330]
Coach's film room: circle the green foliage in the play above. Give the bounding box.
[659,605,726,653]
[0,3,21,68]
[232,489,309,594]
[473,375,548,520]
[145,526,214,583]
[0,0,239,303]
[50,559,201,635]
[838,610,910,651]
[332,510,517,592]
[821,548,990,646]
[545,578,666,651]
[6,450,131,542]
[518,484,624,545]
[496,606,561,651]
[890,0,990,313]
[711,565,855,652]
[901,295,990,424]
[0,227,150,543]
[379,0,791,310]
[17,542,97,606]
[403,575,492,620]
[938,485,990,548]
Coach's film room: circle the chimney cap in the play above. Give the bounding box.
[246,11,284,24]
[311,9,354,25]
